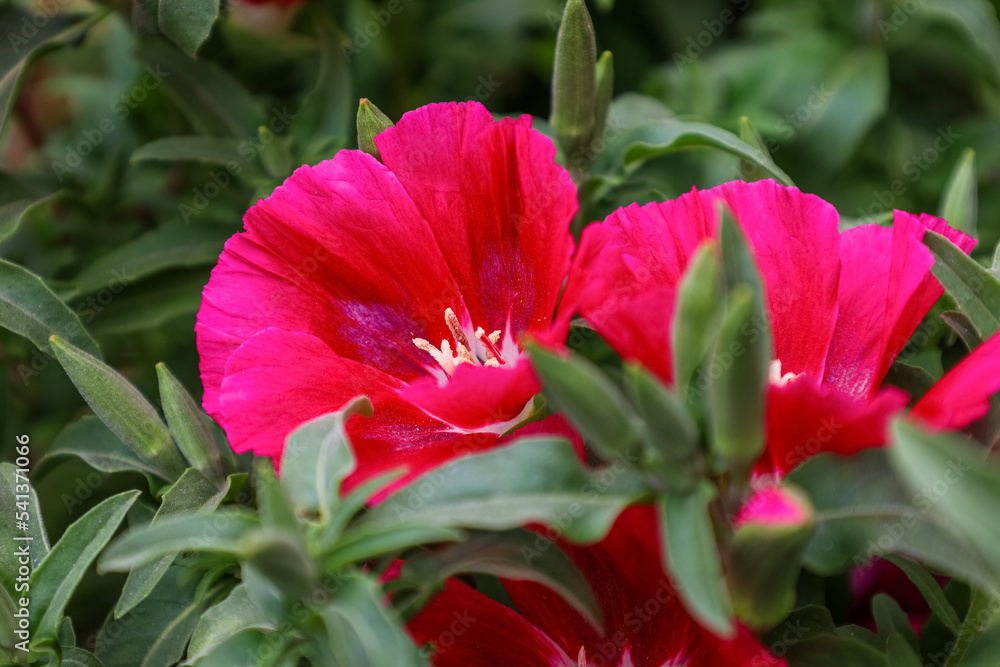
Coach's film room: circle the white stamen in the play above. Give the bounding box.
[578,646,587,667]
[768,359,801,387]
[413,310,508,375]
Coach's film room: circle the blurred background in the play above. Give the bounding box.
[2,0,1000,646]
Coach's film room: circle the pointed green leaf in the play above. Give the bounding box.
[624,364,700,493]
[130,136,245,166]
[924,230,1000,339]
[671,242,725,394]
[528,344,639,461]
[356,98,395,160]
[0,463,49,595]
[97,565,227,667]
[280,396,371,521]
[789,449,996,591]
[290,18,352,162]
[39,416,176,483]
[0,173,56,243]
[0,260,100,358]
[30,491,140,640]
[939,148,977,236]
[49,336,187,478]
[0,6,108,135]
[255,458,298,532]
[158,0,220,57]
[157,363,225,480]
[889,418,1000,578]
[134,42,263,138]
[115,469,231,618]
[99,509,259,572]
[361,438,649,543]
[874,594,919,651]
[657,482,734,637]
[399,529,603,632]
[882,554,961,635]
[186,585,275,664]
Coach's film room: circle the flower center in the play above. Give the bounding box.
[412,308,506,376]
[768,359,802,387]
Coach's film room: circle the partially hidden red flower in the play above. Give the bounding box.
[407,506,786,667]
[561,179,1000,476]
[196,101,577,487]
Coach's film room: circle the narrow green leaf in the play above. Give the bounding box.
[528,344,639,460]
[671,242,725,394]
[788,450,996,591]
[786,635,889,666]
[49,336,187,478]
[158,0,220,56]
[130,136,245,166]
[399,529,603,632]
[361,437,649,543]
[62,648,104,667]
[115,469,231,618]
[73,223,231,297]
[0,173,56,243]
[603,117,794,185]
[241,530,317,601]
[0,260,100,358]
[624,364,700,493]
[255,458,298,531]
[134,42,263,138]
[657,482,734,637]
[157,363,225,480]
[0,6,108,134]
[889,418,1000,579]
[280,396,371,521]
[324,524,463,573]
[186,585,275,664]
[318,574,426,667]
[874,594,919,651]
[939,148,977,236]
[99,509,259,572]
[924,230,1000,339]
[593,50,613,141]
[0,463,49,595]
[96,565,227,667]
[356,98,394,160]
[882,554,961,635]
[30,491,140,640]
[39,416,176,483]
[706,285,768,470]
[290,18,352,163]
[940,310,984,352]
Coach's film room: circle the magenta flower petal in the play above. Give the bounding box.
[408,578,576,667]
[197,101,577,472]
[410,507,786,666]
[761,376,908,475]
[399,359,540,430]
[912,331,1000,430]
[824,212,976,400]
[377,102,578,340]
[700,179,841,378]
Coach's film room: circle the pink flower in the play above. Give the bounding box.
[196,101,577,487]
[407,506,786,666]
[561,179,999,475]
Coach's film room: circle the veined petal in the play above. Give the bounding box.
[760,375,908,476]
[377,101,578,340]
[399,357,539,430]
[407,578,575,667]
[197,149,467,419]
[701,179,841,378]
[824,211,975,400]
[912,331,1000,430]
[217,328,497,489]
